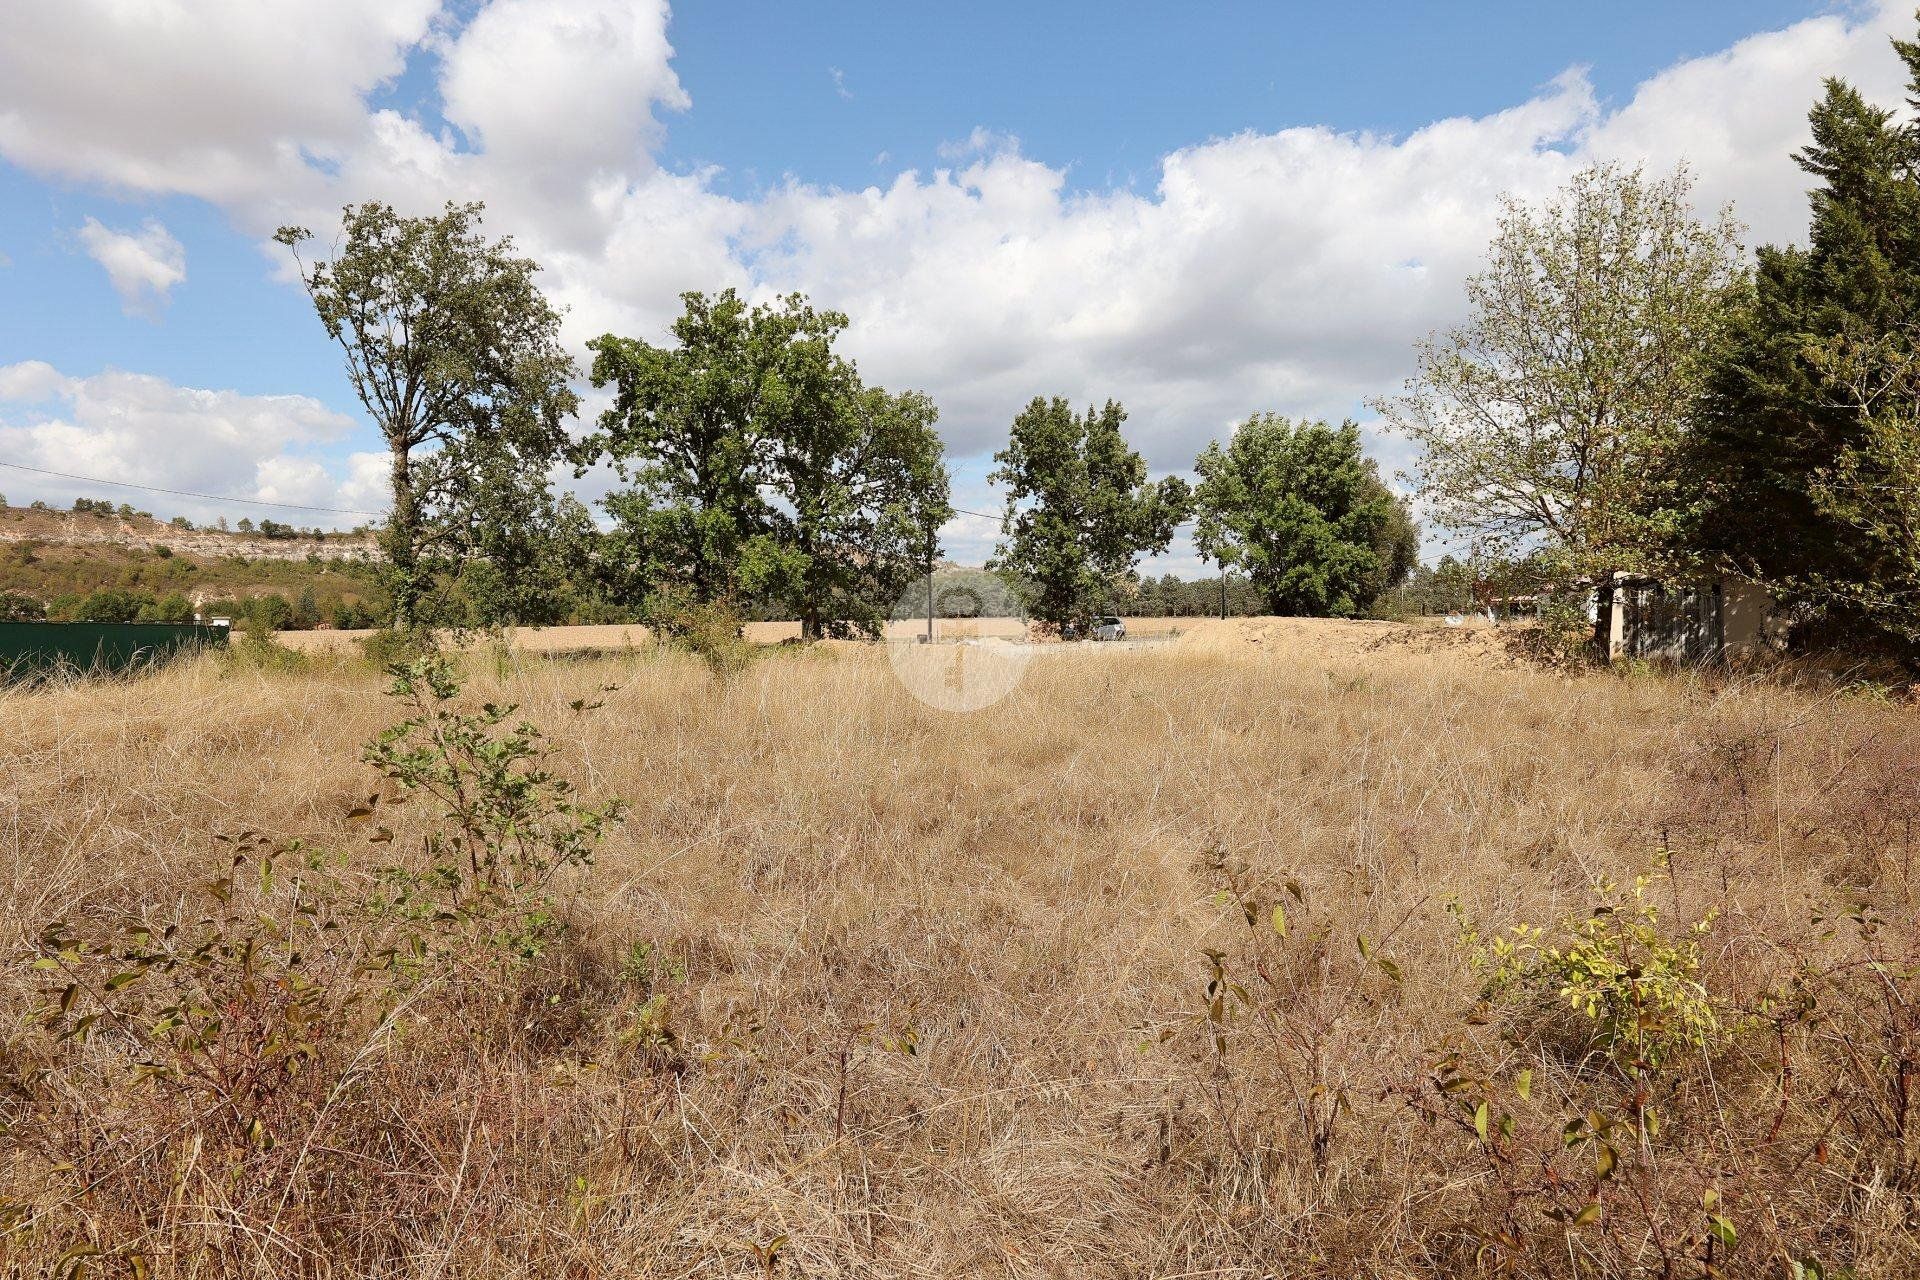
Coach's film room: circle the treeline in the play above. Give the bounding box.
[268,198,1418,641]
[797,567,1289,622]
[1376,23,1920,659]
[1119,574,1272,619]
[38,496,350,540]
[0,586,378,630]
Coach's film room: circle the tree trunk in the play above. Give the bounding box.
[386,447,419,633]
[798,519,821,642]
[800,556,823,641]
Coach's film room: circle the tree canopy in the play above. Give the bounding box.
[1192,415,1407,617]
[276,201,578,632]
[1375,164,1744,581]
[1684,26,1920,647]
[989,397,1187,632]
[769,378,951,639]
[589,289,948,637]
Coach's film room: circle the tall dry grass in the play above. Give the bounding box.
[2,628,1917,1277]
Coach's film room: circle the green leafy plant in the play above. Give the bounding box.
[27,835,372,1146]
[356,624,434,671]
[224,612,310,673]
[362,654,625,958]
[645,589,756,677]
[1171,847,1402,1183]
[1530,590,1599,668]
[1388,867,1733,1279]
[1468,861,1719,1074]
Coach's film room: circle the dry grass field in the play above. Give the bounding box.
[273,615,1201,654]
[3,620,1918,1277]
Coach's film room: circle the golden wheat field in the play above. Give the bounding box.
[3,621,1918,1278]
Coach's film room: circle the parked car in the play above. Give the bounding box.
[1091,615,1125,641]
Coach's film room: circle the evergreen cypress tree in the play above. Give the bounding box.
[1685,31,1920,625]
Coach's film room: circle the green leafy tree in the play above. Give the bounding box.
[276,202,579,632]
[245,594,295,633]
[1362,483,1421,611]
[1192,415,1402,617]
[136,592,195,624]
[588,291,804,614]
[590,290,949,638]
[1686,26,1920,650]
[73,589,146,623]
[1374,164,1744,582]
[769,378,950,640]
[989,397,1187,632]
[431,431,599,628]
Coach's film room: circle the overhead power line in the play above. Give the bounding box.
[0,459,383,518]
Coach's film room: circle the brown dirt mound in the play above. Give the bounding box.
[1170,615,1520,666]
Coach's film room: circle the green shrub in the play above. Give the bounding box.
[1460,859,1719,1072]
[222,609,307,674]
[135,592,193,623]
[70,589,149,623]
[358,626,434,670]
[646,590,755,676]
[363,655,625,958]
[1511,591,1597,668]
[243,593,294,632]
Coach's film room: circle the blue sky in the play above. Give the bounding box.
[0,1,1905,565]
[663,1,1816,194]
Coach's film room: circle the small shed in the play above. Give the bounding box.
[1598,574,1771,664]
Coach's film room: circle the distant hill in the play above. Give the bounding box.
[0,504,382,624]
[0,503,373,562]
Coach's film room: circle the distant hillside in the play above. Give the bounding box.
[0,503,382,624]
[0,503,373,562]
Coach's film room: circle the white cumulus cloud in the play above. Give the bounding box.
[0,363,378,525]
[76,217,187,316]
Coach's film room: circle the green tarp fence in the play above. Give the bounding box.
[0,622,229,682]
